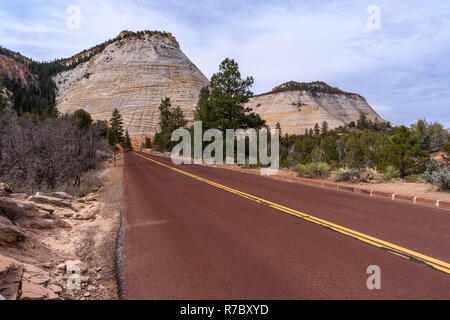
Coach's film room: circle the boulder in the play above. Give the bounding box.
[0,255,23,300]
[0,197,70,229]
[53,208,75,219]
[34,203,55,214]
[0,197,40,223]
[29,192,72,208]
[75,202,102,220]
[48,284,63,294]
[22,264,50,286]
[0,215,26,245]
[9,193,27,200]
[20,281,59,300]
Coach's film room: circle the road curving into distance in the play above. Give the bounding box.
[122,151,450,299]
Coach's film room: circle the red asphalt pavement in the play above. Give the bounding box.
[122,151,450,299]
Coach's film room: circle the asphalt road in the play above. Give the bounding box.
[122,151,450,299]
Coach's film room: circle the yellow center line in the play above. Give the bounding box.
[133,152,450,275]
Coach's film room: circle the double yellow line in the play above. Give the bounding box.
[134,152,450,275]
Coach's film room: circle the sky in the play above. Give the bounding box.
[0,0,449,127]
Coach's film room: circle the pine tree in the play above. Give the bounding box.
[314,123,320,136]
[106,127,117,147]
[195,58,265,132]
[275,122,282,136]
[144,137,152,148]
[72,109,93,129]
[124,130,133,151]
[382,126,429,178]
[110,108,124,144]
[154,98,188,152]
[321,121,329,135]
[159,98,172,130]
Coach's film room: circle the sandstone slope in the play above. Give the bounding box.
[53,31,209,136]
[246,81,385,135]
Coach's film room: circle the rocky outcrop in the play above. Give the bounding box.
[53,31,209,136]
[0,52,37,88]
[29,192,73,208]
[246,81,385,135]
[0,183,111,300]
[0,255,23,300]
[0,215,25,246]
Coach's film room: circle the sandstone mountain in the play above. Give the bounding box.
[1,32,385,137]
[246,81,385,135]
[53,31,209,136]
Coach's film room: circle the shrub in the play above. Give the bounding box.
[296,162,331,178]
[404,174,420,183]
[424,167,450,192]
[422,160,440,184]
[61,169,105,198]
[335,167,376,183]
[383,166,400,181]
[432,167,450,192]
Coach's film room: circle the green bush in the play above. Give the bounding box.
[404,174,420,183]
[295,162,331,178]
[383,166,400,181]
[424,167,450,192]
[335,167,375,183]
[422,160,440,184]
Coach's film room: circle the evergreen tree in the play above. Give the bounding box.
[275,122,282,136]
[124,130,133,151]
[382,126,429,178]
[314,123,320,136]
[110,108,124,144]
[154,98,188,152]
[321,134,339,164]
[357,114,369,130]
[321,121,329,135]
[159,97,172,128]
[194,58,265,132]
[72,109,93,129]
[106,127,117,147]
[144,137,152,148]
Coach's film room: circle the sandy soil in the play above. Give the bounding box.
[72,157,123,300]
[338,180,450,201]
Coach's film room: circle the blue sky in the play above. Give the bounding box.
[1,0,449,127]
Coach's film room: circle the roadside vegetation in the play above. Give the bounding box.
[153,58,266,155]
[0,90,132,195]
[279,116,449,192]
[150,57,450,193]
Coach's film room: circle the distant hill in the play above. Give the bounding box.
[247,81,385,135]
